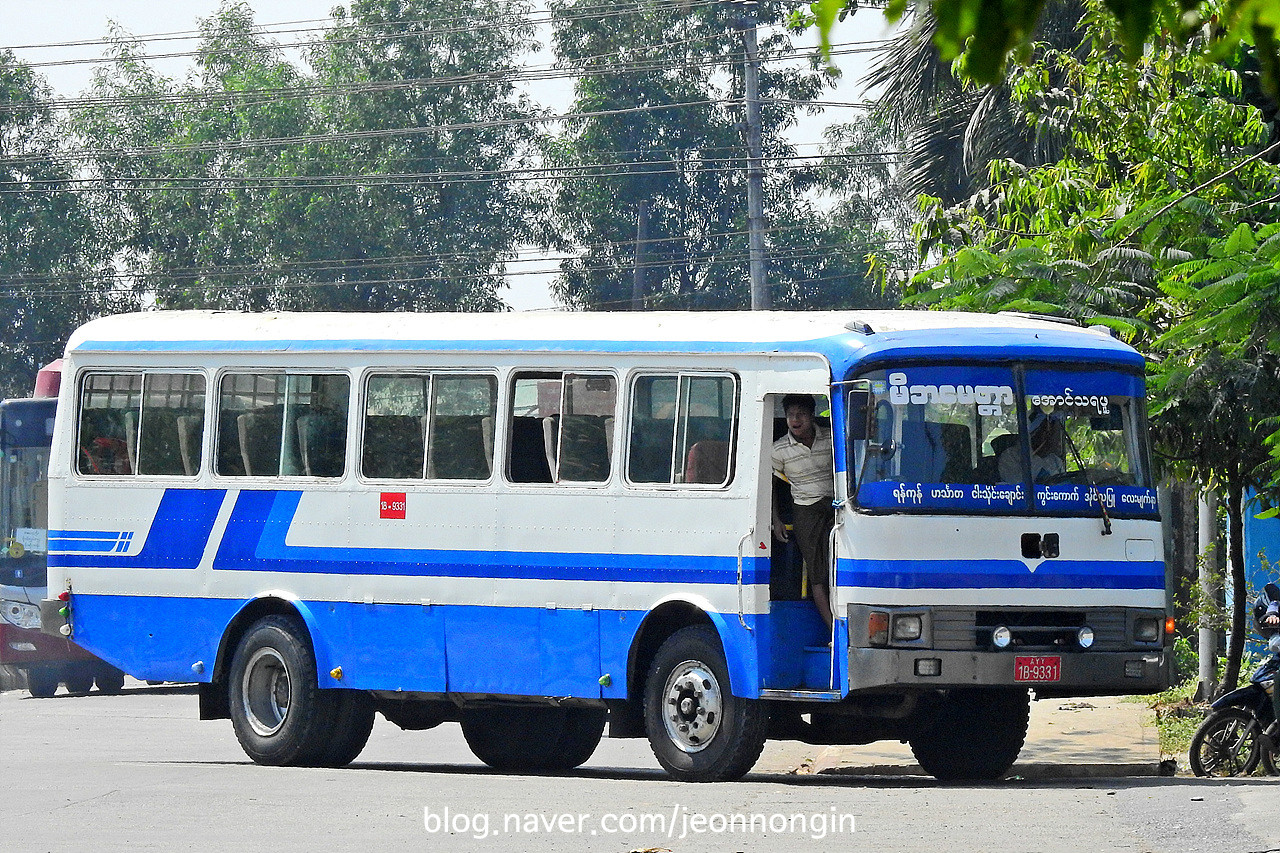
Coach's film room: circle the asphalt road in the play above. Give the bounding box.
[2,681,1278,853]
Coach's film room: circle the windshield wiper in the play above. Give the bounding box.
[1060,429,1113,536]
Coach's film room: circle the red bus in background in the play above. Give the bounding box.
[1,362,126,697]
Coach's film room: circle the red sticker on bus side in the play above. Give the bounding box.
[380,493,407,519]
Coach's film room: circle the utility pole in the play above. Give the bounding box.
[1198,490,1219,699]
[740,8,769,310]
[631,201,650,310]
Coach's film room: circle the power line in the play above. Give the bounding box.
[0,150,901,196]
[0,36,887,118]
[0,223,910,293]
[0,0,734,54]
[1,0,783,73]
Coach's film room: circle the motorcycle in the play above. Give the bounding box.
[1188,583,1280,778]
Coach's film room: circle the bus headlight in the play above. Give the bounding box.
[1077,626,1096,649]
[1133,617,1160,643]
[892,614,923,642]
[992,626,1012,649]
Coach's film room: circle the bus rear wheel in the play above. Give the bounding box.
[461,705,606,771]
[909,688,1030,781]
[643,625,768,782]
[228,615,335,767]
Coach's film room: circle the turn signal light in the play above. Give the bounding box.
[868,611,889,647]
[1164,617,1176,635]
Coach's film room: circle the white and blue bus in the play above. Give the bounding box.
[41,310,1169,781]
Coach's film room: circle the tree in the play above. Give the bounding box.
[0,52,122,396]
[72,0,540,312]
[862,0,1083,204]
[810,0,1280,106]
[545,0,897,310]
[72,8,318,310]
[303,0,541,311]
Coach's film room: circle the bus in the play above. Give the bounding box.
[2,363,127,697]
[40,310,1170,780]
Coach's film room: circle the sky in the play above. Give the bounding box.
[0,1,894,310]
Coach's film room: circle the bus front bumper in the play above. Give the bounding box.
[847,646,1169,697]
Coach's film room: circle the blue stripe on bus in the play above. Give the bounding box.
[49,487,770,584]
[47,489,225,569]
[48,539,124,553]
[836,558,1164,590]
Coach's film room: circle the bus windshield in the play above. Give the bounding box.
[1,400,53,589]
[851,364,1156,517]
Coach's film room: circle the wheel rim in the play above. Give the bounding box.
[241,647,292,737]
[661,659,723,753]
[1199,716,1254,775]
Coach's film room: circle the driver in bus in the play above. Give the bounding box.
[771,394,834,630]
[998,407,1066,484]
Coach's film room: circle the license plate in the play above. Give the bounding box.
[1014,655,1061,682]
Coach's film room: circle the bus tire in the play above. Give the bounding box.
[26,667,59,698]
[95,666,126,694]
[909,688,1030,781]
[643,625,768,782]
[461,705,606,771]
[228,615,335,766]
[315,690,376,768]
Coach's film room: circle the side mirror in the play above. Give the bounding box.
[847,389,872,441]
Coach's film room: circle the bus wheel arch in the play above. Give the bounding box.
[627,601,757,704]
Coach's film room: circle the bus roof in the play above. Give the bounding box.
[65,309,1146,374]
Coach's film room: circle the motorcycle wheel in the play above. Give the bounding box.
[1189,707,1263,777]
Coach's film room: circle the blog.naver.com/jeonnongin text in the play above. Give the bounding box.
[424,804,857,841]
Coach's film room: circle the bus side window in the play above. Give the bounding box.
[218,373,349,478]
[627,374,737,486]
[556,375,615,483]
[507,372,614,484]
[77,373,142,476]
[137,373,206,476]
[363,374,429,480]
[428,375,497,480]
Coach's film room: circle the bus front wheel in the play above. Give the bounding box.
[228,615,335,766]
[643,625,768,782]
[909,688,1030,781]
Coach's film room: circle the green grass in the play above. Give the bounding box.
[1143,679,1206,758]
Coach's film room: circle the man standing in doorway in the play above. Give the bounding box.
[771,394,834,630]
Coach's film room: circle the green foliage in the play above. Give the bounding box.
[816,0,1280,107]
[0,51,126,396]
[69,0,539,312]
